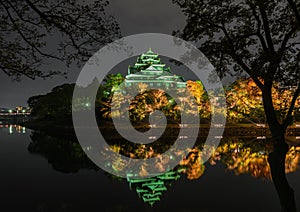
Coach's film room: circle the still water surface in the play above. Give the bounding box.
[1,125,300,212]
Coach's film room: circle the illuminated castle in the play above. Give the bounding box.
[125,49,186,88]
[127,169,184,207]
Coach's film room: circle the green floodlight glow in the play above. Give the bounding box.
[125,49,186,88]
[126,169,184,207]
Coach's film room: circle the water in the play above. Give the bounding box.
[1,125,300,211]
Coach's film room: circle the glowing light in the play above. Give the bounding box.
[179,124,188,128]
[9,125,13,134]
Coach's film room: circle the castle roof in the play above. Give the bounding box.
[125,49,185,88]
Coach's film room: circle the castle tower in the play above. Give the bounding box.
[125,49,186,89]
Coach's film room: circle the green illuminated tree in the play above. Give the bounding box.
[97,73,125,119]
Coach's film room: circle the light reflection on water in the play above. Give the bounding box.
[0,124,26,134]
[1,128,300,211]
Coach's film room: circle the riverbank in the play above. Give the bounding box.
[0,114,30,125]
[20,118,300,139]
[20,118,76,137]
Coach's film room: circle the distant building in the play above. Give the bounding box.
[0,106,30,115]
[125,49,186,88]
[15,106,30,114]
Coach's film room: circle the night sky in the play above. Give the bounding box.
[0,0,233,108]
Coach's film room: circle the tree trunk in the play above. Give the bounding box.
[262,86,296,212]
[268,133,296,212]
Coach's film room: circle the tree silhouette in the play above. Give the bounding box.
[0,0,121,79]
[27,83,75,121]
[173,0,299,211]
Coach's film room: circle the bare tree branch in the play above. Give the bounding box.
[279,26,298,53]
[283,82,300,129]
[247,1,269,52]
[258,1,275,53]
[220,22,264,89]
[1,1,63,61]
[287,0,300,25]
[0,0,120,79]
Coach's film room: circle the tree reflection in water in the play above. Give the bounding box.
[210,139,300,180]
[28,131,300,206]
[28,131,99,173]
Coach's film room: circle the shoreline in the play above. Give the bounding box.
[19,119,300,139]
